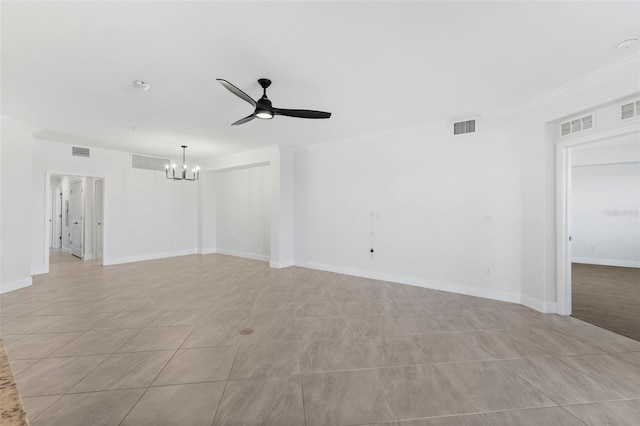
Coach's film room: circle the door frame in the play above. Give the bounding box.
[44,172,107,273]
[555,123,640,315]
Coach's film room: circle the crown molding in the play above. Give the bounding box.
[1,116,42,133]
[300,54,640,151]
[480,53,640,120]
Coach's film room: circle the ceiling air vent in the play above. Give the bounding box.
[454,119,475,135]
[560,113,594,137]
[72,146,90,157]
[132,154,170,171]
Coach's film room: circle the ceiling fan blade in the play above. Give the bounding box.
[273,108,331,119]
[231,114,256,126]
[217,79,256,108]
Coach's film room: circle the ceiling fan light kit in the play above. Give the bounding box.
[217,78,331,125]
[166,145,199,181]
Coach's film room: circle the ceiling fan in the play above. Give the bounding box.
[217,78,331,126]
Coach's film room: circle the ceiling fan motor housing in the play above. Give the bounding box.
[217,77,331,125]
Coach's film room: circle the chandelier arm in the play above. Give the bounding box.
[166,146,199,181]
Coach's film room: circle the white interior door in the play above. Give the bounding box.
[49,185,54,248]
[70,181,84,258]
[52,186,62,249]
[95,179,104,260]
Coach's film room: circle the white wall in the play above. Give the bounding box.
[294,59,640,311]
[572,162,640,267]
[295,118,523,302]
[215,165,271,261]
[198,171,217,255]
[84,177,94,260]
[200,145,294,268]
[29,139,199,272]
[0,124,200,291]
[1,121,34,292]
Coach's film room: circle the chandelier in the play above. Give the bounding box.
[166,145,200,181]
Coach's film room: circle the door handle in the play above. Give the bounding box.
[73,222,79,225]
[98,222,102,225]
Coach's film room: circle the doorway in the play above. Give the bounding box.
[556,130,640,335]
[48,174,105,267]
[569,134,640,340]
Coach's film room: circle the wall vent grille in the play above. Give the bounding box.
[560,113,594,137]
[453,119,475,135]
[132,154,169,171]
[72,146,90,157]
[620,99,640,120]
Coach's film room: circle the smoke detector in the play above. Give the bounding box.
[134,80,151,91]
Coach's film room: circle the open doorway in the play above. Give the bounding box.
[48,174,104,266]
[568,134,640,340]
[557,128,639,337]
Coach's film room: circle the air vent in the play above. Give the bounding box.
[619,99,640,120]
[621,102,635,119]
[454,119,475,135]
[560,113,594,137]
[132,154,169,171]
[72,146,90,157]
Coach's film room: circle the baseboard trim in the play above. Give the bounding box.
[270,259,294,269]
[572,257,640,268]
[198,248,218,255]
[521,295,557,314]
[61,247,70,254]
[31,267,47,276]
[215,249,270,262]
[294,260,521,305]
[1,277,33,294]
[102,249,198,266]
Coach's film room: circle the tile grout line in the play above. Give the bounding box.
[557,405,593,426]
[554,351,640,396]
[117,387,152,426]
[496,356,633,408]
[358,347,400,423]
[209,343,241,426]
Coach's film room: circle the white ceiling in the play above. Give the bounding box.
[2,1,639,160]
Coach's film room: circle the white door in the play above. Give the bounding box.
[70,181,84,258]
[52,186,62,249]
[95,179,104,260]
[49,185,55,248]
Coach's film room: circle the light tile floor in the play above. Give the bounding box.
[2,253,640,425]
